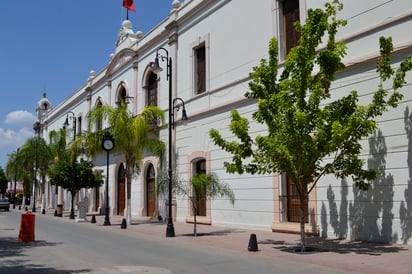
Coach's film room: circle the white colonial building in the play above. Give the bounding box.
[37,0,412,244]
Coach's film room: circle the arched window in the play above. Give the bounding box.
[147,72,158,106]
[96,100,103,131]
[117,163,126,216]
[116,82,132,106]
[118,86,127,105]
[187,151,211,225]
[193,159,207,216]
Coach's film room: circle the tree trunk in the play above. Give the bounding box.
[126,170,132,225]
[194,210,197,237]
[70,190,77,219]
[299,193,306,252]
[192,201,197,237]
[41,175,46,212]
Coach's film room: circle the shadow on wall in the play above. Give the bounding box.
[349,129,395,242]
[321,107,412,243]
[321,130,396,242]
[321,180,349,239]
[400,107,412,243]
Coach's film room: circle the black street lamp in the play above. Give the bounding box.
[152,47,188,237]
[102,131,114,226]
[32,121,41,213]
[12,148,20,209]
[63,111,77,219]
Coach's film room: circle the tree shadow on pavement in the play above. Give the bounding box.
[0,237,61,258]
[180,229,245,237]
[259,236,408,255]
[307,238,408,255]
[0,237,91,273]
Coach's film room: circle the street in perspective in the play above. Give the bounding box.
[1,1,412,274]
[1,209,412,274]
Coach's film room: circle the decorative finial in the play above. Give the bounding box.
[172,0,181,9]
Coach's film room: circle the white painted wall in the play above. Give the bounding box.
[42,0,412,243]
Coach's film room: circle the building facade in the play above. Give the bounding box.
[39,0,412,244]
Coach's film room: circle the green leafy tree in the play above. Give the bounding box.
[19,137,52,211]
[159,172,235,237]
[209,0,412,251]
[48,129,69,210]
[48,158,103,217]
[6,150,24,204]
[79,103,165,224]
[0,167,8,196]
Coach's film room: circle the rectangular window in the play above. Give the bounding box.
[147,72,158,106]
[194,44,206,94]
[194,159,207,216]
[281,0,300,57]
[77,116,82,137]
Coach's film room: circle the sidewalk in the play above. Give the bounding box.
[46,210,412,274]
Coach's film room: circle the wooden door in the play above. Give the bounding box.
[117,164,126,216]
[146,164,156,217]
[287,176,308,223]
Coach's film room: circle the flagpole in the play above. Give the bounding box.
[126,9,129,20]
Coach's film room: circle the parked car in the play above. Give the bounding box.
[0,198,10,211]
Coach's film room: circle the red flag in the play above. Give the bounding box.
[123,0,135,11]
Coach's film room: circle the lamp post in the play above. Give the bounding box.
[32,121,42,213]
[152,47,188,237]
[102,131,114,226]
[63,111,76,219]
[12,148,20,209]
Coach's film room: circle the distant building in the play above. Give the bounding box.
[41,0,412,244]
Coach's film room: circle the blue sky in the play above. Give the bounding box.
[0,1,173,169]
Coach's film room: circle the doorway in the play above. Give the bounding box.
[117,164,126,216]
[286,176,308,223]
[146,164,156,217]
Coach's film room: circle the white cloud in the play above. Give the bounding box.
[0,111,36,167]
[5,110,36,128]
[0,127,34,168]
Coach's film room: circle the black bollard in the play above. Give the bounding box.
[42,209,46,214]
[54,210,57,216]
[248,233,259,252]
[121,218,127,229]
[91,215,96,224]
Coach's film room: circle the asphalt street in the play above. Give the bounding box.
[0,209,353,274]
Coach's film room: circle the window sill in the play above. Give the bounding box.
[186,215,212,225]
[271,221,318,236]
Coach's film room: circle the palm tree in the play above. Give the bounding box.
[79,103,165,224]
[19,137,52,212]
[161,172,235,237]
[49,129,68,162]
[6,150,23,207]
[48,129,69,213]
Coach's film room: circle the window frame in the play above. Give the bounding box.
[276,0,303,60]
[186,151,212,225]
[146,71,158,107]
[191,34,210,96]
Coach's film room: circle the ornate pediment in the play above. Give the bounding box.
[106,49,136,76]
